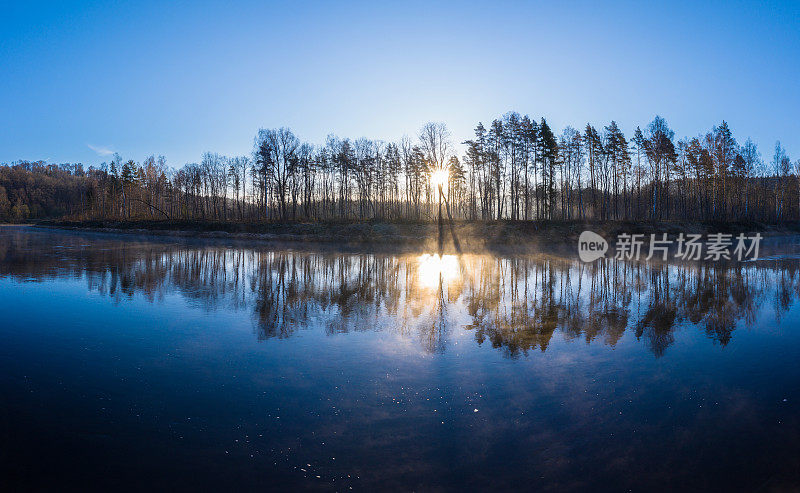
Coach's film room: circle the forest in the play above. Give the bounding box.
[1,114,798,225]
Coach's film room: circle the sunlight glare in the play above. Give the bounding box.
[430,168,449,191]
[417,254,459,289]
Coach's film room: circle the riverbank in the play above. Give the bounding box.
[34,219,800,253]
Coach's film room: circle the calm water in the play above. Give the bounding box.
[1,226,799,491]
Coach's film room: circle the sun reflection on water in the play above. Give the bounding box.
[417,254,460,289]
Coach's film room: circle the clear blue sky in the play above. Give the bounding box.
[2,0,798,168]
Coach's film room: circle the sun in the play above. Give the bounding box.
[430,168,449,190]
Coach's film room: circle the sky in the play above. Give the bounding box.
[2,0,799,168]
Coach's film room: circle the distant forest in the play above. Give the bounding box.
[1,114,798,224]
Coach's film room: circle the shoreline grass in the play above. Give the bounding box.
[30,219,800,254]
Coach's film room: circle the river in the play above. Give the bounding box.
[1,226,798,491]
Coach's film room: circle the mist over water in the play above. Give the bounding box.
[2,226,799,490]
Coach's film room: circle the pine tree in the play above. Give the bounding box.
[538,119,558,220]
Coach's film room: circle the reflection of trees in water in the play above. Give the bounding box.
[1,229,797,357]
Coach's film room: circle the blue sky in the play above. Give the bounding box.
[2,0,798,168]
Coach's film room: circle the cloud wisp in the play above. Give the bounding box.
[88,144,114,157]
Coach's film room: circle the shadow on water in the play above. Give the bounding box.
[1,226,797,358]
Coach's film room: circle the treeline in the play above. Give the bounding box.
[1,115,798,224]
[0,162,93,221]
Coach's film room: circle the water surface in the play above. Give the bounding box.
[1,226,799,491]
